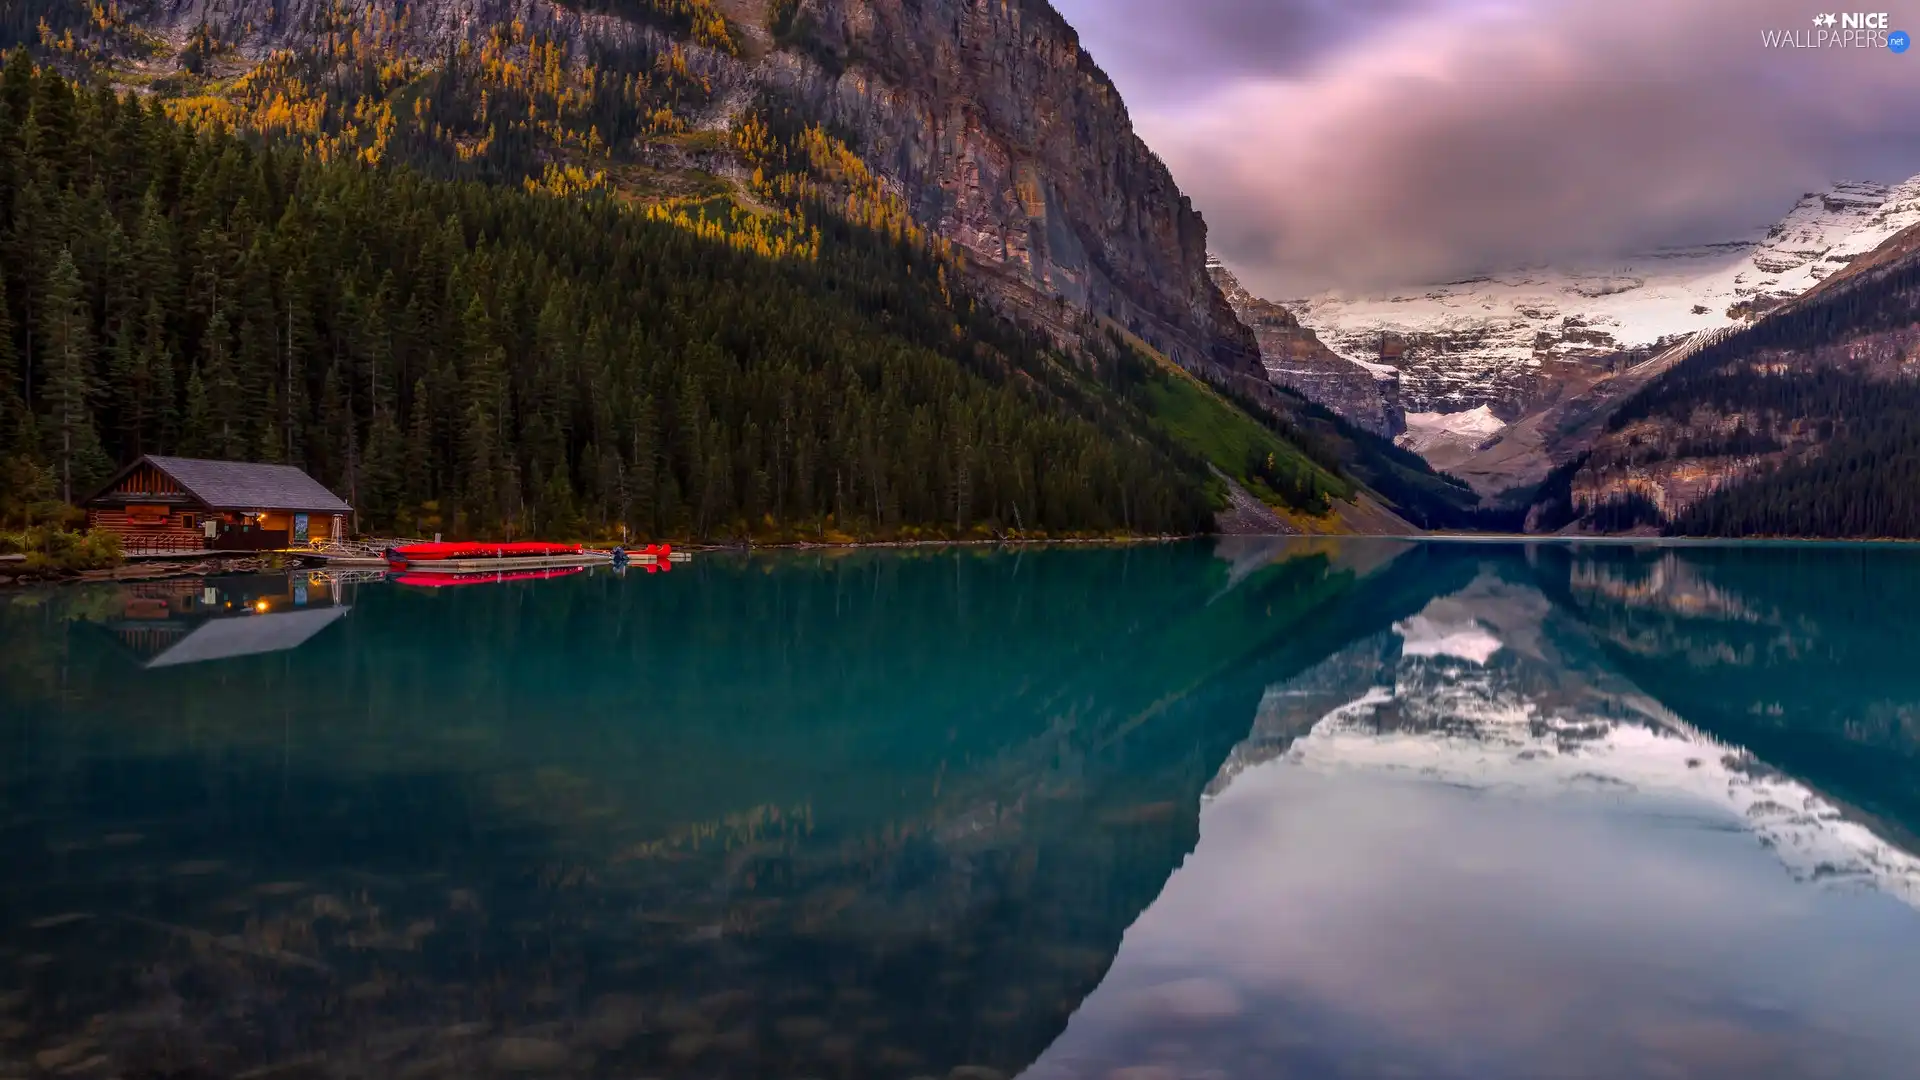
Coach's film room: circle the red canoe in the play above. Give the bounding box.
[391,541,584,562]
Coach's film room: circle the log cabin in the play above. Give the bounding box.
[85,455,354,554]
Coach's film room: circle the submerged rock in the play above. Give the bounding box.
[580,994,648,1049]
[667,1030,710,1061]
[26,913,93,930]
[710,1027,757,1056]
[168,860,225,876]
[653,1003,707,1032]
[775,1016,830,1040]
[32,1042,93,1071]
[489,1036,568,1072]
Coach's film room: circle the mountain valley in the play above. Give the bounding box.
[6,0,1427,542]
[1206,175,1920,534]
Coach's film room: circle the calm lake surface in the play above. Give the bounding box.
[4,540,1920,1079]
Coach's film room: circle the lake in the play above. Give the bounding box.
[3,540,1920,1079]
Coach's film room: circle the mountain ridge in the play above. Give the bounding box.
[48,0,1265,386]
[1528,219,1920,537]
[1275,173,1920,427]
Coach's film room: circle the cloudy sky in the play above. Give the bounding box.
[1049,0,1920,297]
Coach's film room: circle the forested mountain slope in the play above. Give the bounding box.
[1528,223,1920,538]
[0,0,1447,540]
[2,0,1262,384]
[0,52,1246,541]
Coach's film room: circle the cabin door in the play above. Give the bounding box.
[293,514,310,545]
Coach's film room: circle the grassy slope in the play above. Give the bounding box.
[1104,325,1424,534]
[1111,327,1352,509]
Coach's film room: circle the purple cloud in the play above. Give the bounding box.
[1053,0,1920,295]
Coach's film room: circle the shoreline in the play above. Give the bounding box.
[680,534,1200,553]
[0,552,300,589]
[11,530,1920,589]
[0,535,1204,588]
[1416,532,1920,548]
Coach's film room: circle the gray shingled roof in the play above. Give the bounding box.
[145,456,354,513]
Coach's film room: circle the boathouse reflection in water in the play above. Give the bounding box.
[101,573,354,668]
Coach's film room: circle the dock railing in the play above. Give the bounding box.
[300,537,430,560]
[121,534,211,557]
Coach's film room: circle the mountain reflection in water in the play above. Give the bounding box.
[2,542,1919,1079]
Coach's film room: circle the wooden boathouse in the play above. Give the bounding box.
[85,455,354,554]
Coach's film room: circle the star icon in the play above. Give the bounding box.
[1822,13,1839,26]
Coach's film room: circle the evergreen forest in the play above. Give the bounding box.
[1598,251,1920,539]
[0,48,1253,542]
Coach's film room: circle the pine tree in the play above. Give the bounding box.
[540,460,582,539]
[462,397,496,530]
[143,300,179,452]
[362,409,405,530]
[38,249,110,502]
[28,66,78,190]
[0,290,19,446]
[0,50,33,136]
[629,392,657,537]
[181,364,211,457]
[130,189,180,333]
[403,378,435,505]
[201,306,245,459]
[7,178,52,417]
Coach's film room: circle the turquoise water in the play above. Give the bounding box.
[3,540,1920,1078]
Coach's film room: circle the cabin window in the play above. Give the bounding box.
[181,514,196,530]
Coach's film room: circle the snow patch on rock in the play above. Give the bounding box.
[1397,406,1506,458]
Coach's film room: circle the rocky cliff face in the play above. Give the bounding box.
[122,0,1263,384]
[1208,258,1402,437]
[777,0,1262,381]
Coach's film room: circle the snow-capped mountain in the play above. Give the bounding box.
[1280,175,1920,424]
[1212,573,1920,909]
